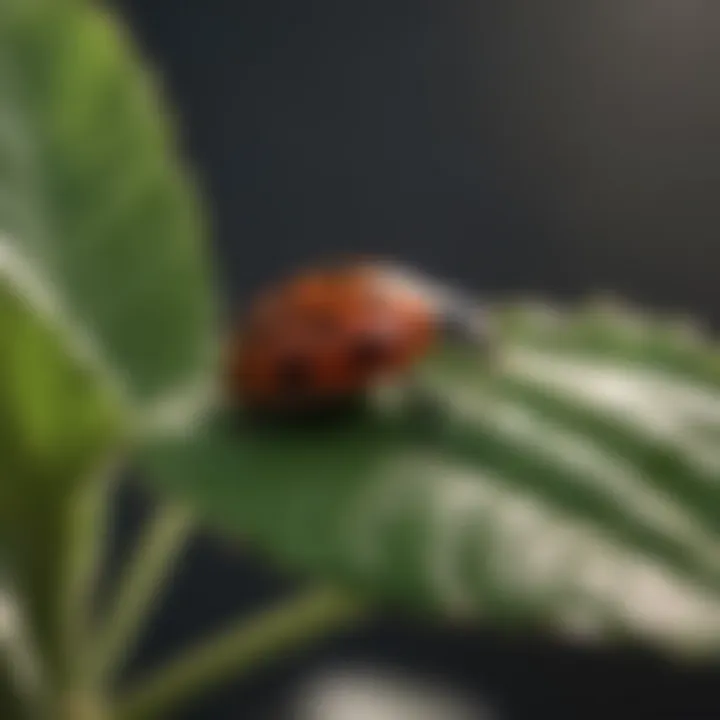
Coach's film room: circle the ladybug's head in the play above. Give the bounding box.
[370,262,492,353]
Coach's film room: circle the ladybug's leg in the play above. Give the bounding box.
[242,393,371,430]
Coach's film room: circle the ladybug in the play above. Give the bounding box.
[225,259,489,421]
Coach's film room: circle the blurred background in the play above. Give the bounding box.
[109,1,720,717]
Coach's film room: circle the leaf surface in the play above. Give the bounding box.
[143,303,720,657]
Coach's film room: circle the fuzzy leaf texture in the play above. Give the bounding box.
[143,300,720,658]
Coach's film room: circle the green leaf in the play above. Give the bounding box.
[0,0,217,432]
[0,0,216,685]
[0,253,120,487]
[142,301,720,657]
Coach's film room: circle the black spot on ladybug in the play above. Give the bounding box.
[276,354,313,393]
[348,334,388,369]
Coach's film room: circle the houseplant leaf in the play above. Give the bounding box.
[0,0,217,433]
[0,0,216,688]
[142,299,720,657]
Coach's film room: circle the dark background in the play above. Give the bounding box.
[110,1,720,718]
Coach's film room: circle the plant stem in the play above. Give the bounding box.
[88,503,193,686]
[114,586,365,720]
[0,450,123,699]
[7,486,85,696]
[62,471,115,684]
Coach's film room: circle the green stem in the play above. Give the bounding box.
[7,483,89,696]
[87,503,193,686]
[0,470,114,717]
[115,586,365,720]
[62,471,115,685]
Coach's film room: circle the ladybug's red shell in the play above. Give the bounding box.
[226,263,437,413]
